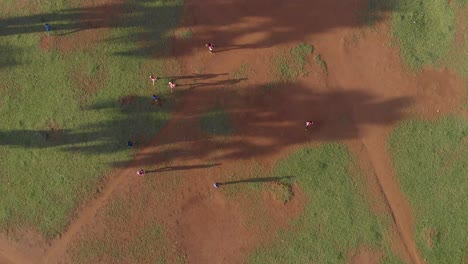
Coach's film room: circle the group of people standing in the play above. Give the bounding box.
[147,44,215,105]
[42,23,314,187]
[135,44,217,179]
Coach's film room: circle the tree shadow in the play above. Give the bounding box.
[0,0,412,167]
[0,94,173,154]
[0,44,25,69]
[0,82,413,162]
[0,0,398,58]
[107,82,414,167]
[174,0,398,56]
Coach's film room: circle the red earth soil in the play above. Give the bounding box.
[349,248,384,264]
[1,0,466,263]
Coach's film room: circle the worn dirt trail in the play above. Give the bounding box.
[323,20,464,264]
[41,98,207,263]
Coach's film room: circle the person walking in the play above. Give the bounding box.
[168,81,176,93]
[213,182,221,188]
[149,75,157,85]
[44,24,51,35]
[205,43,215,53]
[127,141,133,147]
[137,169,145,176]
[152,94,162,106]
[305,121,314,131]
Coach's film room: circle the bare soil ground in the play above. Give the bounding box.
[0,0,466,263]
[349,247,384,264]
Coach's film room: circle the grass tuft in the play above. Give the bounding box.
[178,29,192,40]
[233,64,249,80]
[276,43,314,81]
[314,54,328,73]
[268,181,294,204]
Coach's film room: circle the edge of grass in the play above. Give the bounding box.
[248,143,402,264]
[314,54,328,73]
[389,116,468,263]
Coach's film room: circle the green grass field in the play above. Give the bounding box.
[367,0,467,75]
[0,0,183,238]
[392,0,456,69]
[389,116,468,263]
[248,144,402,264]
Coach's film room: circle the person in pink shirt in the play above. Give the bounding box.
[137,169,145,176]
[305,121,314,131]
[205,43,215,53]
[149,75,157,85]
[168,81,176,93]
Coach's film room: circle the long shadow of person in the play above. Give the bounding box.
[216,176,294,186]
[146,163,221,173]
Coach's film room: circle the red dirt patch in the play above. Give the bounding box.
[40,29,111,53]
[1,0,38,17]
[260,184,307,229]
[422,228,439,249]
[0,230,48,264]
[175,192,253,263]
[61,158,306,264]
[118,95,136,106]
[162,158,307,264]
[348,247,384,264]
[454,5,468,45]
[72,63,107,102]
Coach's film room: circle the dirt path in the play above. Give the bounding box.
[41,99,202,263]
[359,130,423,264]
[41,167,135,263]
